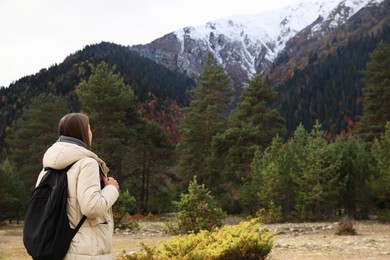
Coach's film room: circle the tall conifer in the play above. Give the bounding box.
[210,75,285,211]
[358,41,390,141]
[77,62,174,213]
[6,94,68,187]
[5,94,68,219]
[76,62,143,182]
[176,54,233,188]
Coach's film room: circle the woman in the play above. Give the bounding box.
[36,113,119,259]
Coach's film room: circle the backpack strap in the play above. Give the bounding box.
[75,215,87,231]
[61,162,87,232]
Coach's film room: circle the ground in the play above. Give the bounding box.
[1,218,390,259]
[266,221,390,259]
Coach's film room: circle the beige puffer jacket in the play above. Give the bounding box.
[36,137,119,260]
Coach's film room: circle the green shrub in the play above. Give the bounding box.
[377,209,390,223]
[116,216,140,231]
[172,176,226,234]
[113,190,136,228]
[163,220,180,235]
[121,218,274,259]
[255,201,283,224]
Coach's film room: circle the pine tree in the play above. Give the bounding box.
[229,75,286,137]
[332,136,373,218]
[176,54,233,188]
[76,62,143,182]
[77,62,174,213]
[125,120,175,213]
[240,135,294,217]
[358,41,390,142]
[293,122,343,220]
[6,94,69,188]
[210,75,286,211]
[371,122,390,209]
[0,160,27,222]
[173,176,226,233]
[5,94,68,219]
[241,123,305,218]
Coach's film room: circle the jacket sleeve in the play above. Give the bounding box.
[77,158,119,218]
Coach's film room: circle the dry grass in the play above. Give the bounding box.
[0,222,172,260]
[0,226,30,260]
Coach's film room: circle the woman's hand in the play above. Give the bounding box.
[103,176,119,190]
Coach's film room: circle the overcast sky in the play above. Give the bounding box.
[0,0,303,87]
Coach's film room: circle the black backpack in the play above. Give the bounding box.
[23,163,87,260]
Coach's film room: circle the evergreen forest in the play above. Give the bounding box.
[1,33,390,224]
[275,25,390,138]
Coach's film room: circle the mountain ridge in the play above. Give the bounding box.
[1,0,390,154]
[130,0,385,89]
[0,42,195,152]
[266,0,390,85]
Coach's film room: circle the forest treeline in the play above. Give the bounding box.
[275,25,390,137]
[0,38,390,223]
[0,42,196,154]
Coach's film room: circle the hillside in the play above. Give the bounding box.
[268,0,390,136]
[129,0,390,136]
[0,42,195,156]
[267,0,390,84]
[1,0,390,154]
[131,0,385,89]
[275,27,390,136]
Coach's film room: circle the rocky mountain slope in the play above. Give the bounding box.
[130,0,385,88]
[267,0,390,85]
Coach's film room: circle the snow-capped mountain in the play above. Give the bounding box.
[130,0,385,88]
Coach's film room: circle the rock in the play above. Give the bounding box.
[363,237,376,242]
[274,243,283,248]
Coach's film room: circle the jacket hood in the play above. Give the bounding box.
[42,137,109,175]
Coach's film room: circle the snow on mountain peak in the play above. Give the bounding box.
[128,0,385,87]
[174,0,383,69]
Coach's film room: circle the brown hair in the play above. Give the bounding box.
[58,113,91,150]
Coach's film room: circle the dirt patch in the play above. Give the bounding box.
[113,220,390,259]
[1,220,390,259]
[112,220,172,256]
[266,221,390,260]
